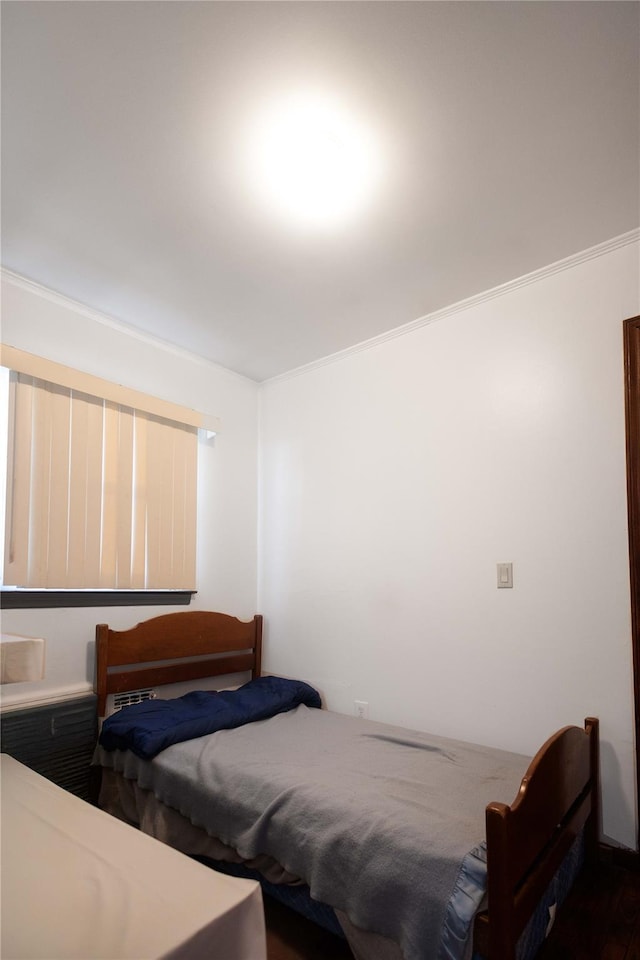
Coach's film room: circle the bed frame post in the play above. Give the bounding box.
[485,801,516,960]
[584,716,600,864]
[95,623,109,720]
[252,614,263,680]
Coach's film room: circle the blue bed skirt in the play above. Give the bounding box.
[192,856,346,939]
[194,830,584,960]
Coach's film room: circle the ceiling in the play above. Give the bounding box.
[2,1,638,382]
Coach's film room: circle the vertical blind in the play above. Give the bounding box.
[4,373,198,590]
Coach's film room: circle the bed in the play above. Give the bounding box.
[92,610,600,960]
[0,753,266,960]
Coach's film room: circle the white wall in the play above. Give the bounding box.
[0,274,259,707]
[259,236,640,850]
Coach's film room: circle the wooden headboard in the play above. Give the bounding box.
[94,610,263,718]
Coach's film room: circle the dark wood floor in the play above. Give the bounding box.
[536,860,640,960]
[264,860,640,960]
[264,898,353,960]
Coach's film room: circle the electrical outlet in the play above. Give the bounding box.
[354,700,369,720]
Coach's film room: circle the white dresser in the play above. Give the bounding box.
[0,754,266,960]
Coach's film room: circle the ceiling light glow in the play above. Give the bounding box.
[245,93,381,229]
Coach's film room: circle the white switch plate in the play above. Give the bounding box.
[497,562,513,588]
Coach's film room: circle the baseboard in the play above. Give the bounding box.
[599,842,640,871]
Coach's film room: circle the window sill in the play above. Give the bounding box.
[0,590,195,609]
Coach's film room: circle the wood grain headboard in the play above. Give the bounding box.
[94,610,263,718]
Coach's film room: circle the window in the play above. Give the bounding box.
[1,347,218,607]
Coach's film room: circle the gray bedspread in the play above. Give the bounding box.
[95,706,529,960]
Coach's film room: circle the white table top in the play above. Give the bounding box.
[0,754,266,960]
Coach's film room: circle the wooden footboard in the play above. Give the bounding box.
[474,717,599,960]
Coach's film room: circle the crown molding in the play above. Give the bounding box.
[264,228,640,386]
[3,228,638,388]
[0,267,257,386]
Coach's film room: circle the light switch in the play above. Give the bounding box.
[497,562,513,589]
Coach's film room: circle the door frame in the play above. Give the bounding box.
[623,315,640,850]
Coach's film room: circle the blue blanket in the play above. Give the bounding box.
[99,675,321,759]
